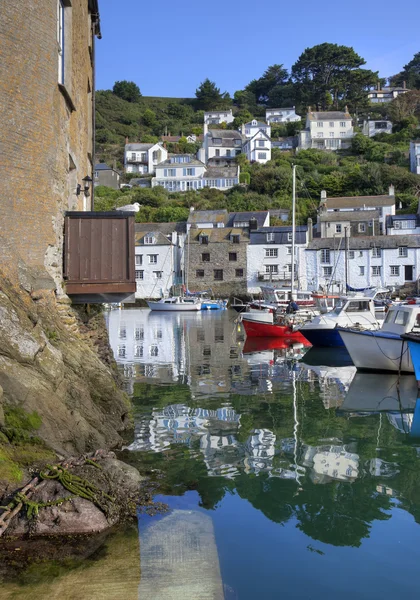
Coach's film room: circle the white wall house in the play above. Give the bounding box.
[242,130,272,164]
[368,84,410,104]
[266,107,301,124]
[306,236,420,292]
[201,129,243,164]
[316,188,396,238]
[298,109,353,151]
[241,119,271,139]
[362,119,393,137]
[124,142,168,174]
[247,226,308,293]
[204,109,234,126]
[152,155,207,191]
[386,214,420,235]
[410,141,420,175]
[134,228,178,298]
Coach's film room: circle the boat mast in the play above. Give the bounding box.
[291,164,296,300]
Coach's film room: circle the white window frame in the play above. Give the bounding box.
[320,249,331,264]
[372,247,381,258]
[135,270,144,280]
[135,255,143,265]
[144,235,155,244]
[359,266,365,276]
[372,266,382,277]
[266,233,274,242]
[390,266,400,276]
[399,247,408,257]
[153,271,162,279]
[323,266,333,276]
[57,0,65,84]
[358,223,366,233]
[148,254,158,264]
[265,248,278,258]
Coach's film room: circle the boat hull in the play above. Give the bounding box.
[201,301,227,310]
[241,312,274,324]
[147,301,201,312]
[242,318,308,340]
[298,327,344,347]
[338,329,413,373]
[401,334,420,386]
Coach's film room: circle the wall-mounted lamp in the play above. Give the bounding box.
[82,175,93,197]
[76,183,81,196]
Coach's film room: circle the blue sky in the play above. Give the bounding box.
[96,0,420,98]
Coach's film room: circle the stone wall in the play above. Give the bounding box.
[0,0,95,290]
[186,229,249,296]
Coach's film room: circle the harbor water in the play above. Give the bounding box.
[2,308,420,599]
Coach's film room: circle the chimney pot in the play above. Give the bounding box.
[320,190,327,200]
[403,80,406,89]
[389,184,395,197]
[307,218,313,242]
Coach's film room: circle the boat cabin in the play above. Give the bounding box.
[260,286,314,306]
[330,297,376,318]
[382,305,420,335]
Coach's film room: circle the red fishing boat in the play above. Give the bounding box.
[243,336,311,354]
[242,316,309,341]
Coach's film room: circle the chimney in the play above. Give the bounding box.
[125,136,129,144]
[203,122,208,136]
[403,80,406,89]
[241,123,246,135]
[113,159,117,170]
[249,217,258,231]
[377,82,380,91]
[307,218,313,242]
[389,184,395,197]
[320,190,327,200]
[344,105,349,114]
[190,206,195,212]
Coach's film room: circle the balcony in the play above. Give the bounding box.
[258,271,297,282]
[127,156,148,164]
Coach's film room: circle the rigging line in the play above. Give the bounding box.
[149,244,173,298]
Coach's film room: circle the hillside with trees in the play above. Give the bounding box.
[95,44,420,222]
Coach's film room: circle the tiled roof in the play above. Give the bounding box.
[308,234,420,250]
[324,195,395,209]
[187,209,228,225]
[319,209,379,222]
[125,143,154,151]
[227,211,269,227]
[204,166,239,178]
[190,228,249,243]
[308,111,351,121]
[250,226,307,245]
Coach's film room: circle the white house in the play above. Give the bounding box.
[298,109,353,151]
[242,130,272,164]
[386,214,420,235]
[368,83,410,104]
[271,136,297,151]
[134,226,182,298]
[265,107,301,124]
[124,142,168,174]
[316,187,396,238]
[410,140,420,175]
[241,119,271,139]
[306,235,420,292]
[203,165,240,190]
[204,109,234,126]
[200,129,243,164]
[152,154,207,191]
[362,119,393,137]
[247,226,309,293]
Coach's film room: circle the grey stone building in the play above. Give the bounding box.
[94,163,121,189]
[186,227,249,296]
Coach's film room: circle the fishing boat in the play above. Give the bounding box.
[241,313,309,340]
[337,304,420,372]
[147,296,201,311]
[240,308,275,324]
[400,332,420,387]
[299,296,379,347]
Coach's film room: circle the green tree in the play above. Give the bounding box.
[292,43,378,110]
[390,51,420,90]
[142,109,156,126]
[112,80,142,103]
[246,64,289,103]
[195,78,231,110]
[388,90,420,123]
[233,90,258,113]
[232,110,253,129]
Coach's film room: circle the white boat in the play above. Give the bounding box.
[147,296,201,311]
[338,304,420,372]
[241,308,274,324]
[299,296,379,347]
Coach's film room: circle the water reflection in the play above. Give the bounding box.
[107,309,420,596]
[110,310,420,489]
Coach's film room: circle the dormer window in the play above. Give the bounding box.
[231,234,240,244]
[266,233,274,242]
[252,120,257,125]
[234,139,241,146]
[213,138,222,145]
[200,234,209,245]
[144,235,155,245]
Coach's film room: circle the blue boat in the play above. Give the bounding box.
[299,295,379,348]
[200,299,227,310]
[401,333,420,387]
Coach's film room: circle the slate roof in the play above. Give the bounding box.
[187,209,228,225]
[135,222,187,235]
[204,110,233,115]
[250,226,308,245]
[207,130,243,148]
[227,211,269,227]
[204,165,239,178]
[95,163,112,171]
[189,228,249,243]
[308,111,351,121]
[324,195,395,209]
[266,107,295,112]
[156,155,206,168]
[125,143,154,151]
[319,209,379,222]
[386,214,420,228]
[245,121,268,128]
[308,235,420,251]
[135,231,173,246]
